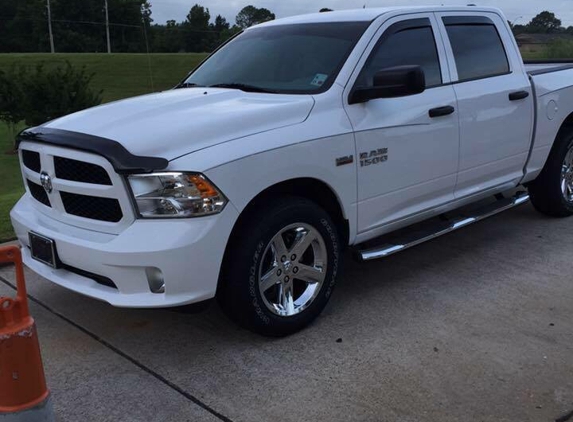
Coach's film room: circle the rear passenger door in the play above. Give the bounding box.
[435,13,534,198]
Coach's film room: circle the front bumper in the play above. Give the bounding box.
[10,195,239,308]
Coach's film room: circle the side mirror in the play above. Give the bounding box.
[349,65,426,105]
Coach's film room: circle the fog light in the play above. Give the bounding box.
[146,267,165,294]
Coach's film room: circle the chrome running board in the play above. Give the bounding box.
[356,191,530,261]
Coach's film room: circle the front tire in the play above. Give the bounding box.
[529,127,573,217]
[218,197,342,336]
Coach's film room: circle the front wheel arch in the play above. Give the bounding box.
[219,179,349,292]
[217,195,342,336]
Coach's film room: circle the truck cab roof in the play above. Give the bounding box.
[254,6,504,27]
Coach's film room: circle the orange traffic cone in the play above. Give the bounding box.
[0,246,54,422]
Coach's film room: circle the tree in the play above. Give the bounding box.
[51,0,114,52]
[209,14,231,49]
[512,24,526,35]
[142,2,153,27]
[526,11,562,34]
[0,0,52,53]
[0,0,152,53]
[186,3,210,28]
[236,5,275,29]
[183,4,212,52]
[107,0,152,52]
[320,8,333,12]
[0,0,239,53]
[213,15,229,33]
[227,24,243,38]
[151,20,184,53]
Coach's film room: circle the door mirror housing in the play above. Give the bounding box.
[349,65,426,104]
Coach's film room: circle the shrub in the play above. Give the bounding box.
[0,61,103,149]
[22,62,103,127]
[0,66,28,149]
[544,40,573,59]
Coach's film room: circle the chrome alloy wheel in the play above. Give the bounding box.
[562,146,573,202]
[258,223,328,317]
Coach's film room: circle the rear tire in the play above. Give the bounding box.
[217,196,342,337]
[529,127,573,217]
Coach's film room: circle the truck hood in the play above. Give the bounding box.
[44,88,315,161]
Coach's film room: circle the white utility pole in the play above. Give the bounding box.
[104,0,111,53]
[512,16,524,26]
[46,0,55,53]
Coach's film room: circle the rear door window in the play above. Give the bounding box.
[444,18,509,81]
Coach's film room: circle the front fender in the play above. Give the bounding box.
[203,134,358,244]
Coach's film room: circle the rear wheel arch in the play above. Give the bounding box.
[556,112,573,138]
[563,111,573,126]
[534,111,573,177]
[529,119,573,217]
[526,112,573,188]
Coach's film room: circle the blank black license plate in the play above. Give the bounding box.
[29,232,57,268]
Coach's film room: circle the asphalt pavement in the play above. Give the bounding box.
[1,203,572,422]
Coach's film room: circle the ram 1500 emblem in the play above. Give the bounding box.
[360,148,388,167]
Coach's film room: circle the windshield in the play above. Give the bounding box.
[182,22,370,94]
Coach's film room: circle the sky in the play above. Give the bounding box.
[149,0,573,27]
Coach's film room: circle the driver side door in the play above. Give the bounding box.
[344,14,460,237]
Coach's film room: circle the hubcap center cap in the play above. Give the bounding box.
[282,260,292,274]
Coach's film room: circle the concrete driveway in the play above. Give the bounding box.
[1,203,572,422]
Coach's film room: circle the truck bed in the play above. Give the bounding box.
[524,60,573,76]
[521,61,573,185]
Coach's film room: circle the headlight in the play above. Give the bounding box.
[127,172,227,218]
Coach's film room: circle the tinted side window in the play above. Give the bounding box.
[445,24,509,81]
[358,25,442,88]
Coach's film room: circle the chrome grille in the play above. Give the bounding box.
[19,142,134,233]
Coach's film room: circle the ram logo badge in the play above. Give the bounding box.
[40,172,53,193]
[360,148,388,167]
[336,155,354,166]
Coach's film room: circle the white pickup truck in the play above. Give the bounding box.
[11,6,573,336]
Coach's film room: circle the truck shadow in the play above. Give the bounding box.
[62,204,545,339]
[15,203,562,353]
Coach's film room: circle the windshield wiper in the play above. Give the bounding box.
[175,82,205,89]
[208,83,277,94]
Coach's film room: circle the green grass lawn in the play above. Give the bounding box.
[0,53,208,242]
[0,53,208,102]
[521,49,551,61]
[0,124,25,242]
